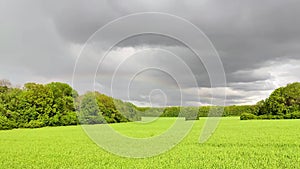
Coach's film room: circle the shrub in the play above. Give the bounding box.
[284,113,292,119]
[24,120,45,128]
[161,107,180,117]
[258,115,270,120]
[185,117,199,121]
[84,115,106,124]
[60,112,78,125]
[0,116,16,130]
[240,113,257,120]
[290,111,300,119]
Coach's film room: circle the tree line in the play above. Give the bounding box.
[1,80,299,129]
[141,105,258,119]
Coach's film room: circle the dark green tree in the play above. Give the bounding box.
[254,82,300,119]
[78,92,105,124]
[46,82,78,125]
[18,83,54,127]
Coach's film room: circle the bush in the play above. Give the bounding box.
[161,107,180,117]
[243,114,295,120]
[290,111,300,119]
[84,115,105,124]
[240,113,257,120]
[60,112,78,125]
[24,120,45,128]
[185,116,199,121]
[0,116,16,130]
[284,113,292,119]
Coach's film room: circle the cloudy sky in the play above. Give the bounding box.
[1,0,300,106]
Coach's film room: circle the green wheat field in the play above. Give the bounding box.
[1,117,300,169]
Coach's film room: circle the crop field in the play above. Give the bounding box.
[1,117,300,169]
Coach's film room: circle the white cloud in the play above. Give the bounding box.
[260,59,300,88]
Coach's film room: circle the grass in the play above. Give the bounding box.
[0,117,300,168]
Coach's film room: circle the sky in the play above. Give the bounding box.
[1,0,300,106]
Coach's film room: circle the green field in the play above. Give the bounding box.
[1,117,300,169]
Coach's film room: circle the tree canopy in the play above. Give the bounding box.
[0,81,139,129]
[241,82,300,120]
[0,81,79,129]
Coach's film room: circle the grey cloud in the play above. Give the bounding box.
[41,0,121,44]
[228,70,272,83]
[228,81,275,92]
[1,0,300,106]
[45,0,300,74]
[0,1,75,84]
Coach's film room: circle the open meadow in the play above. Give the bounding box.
[1,117,300,169]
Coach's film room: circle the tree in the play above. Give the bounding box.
[282,82,300,112]
[78,92,105,124]
[94,92,129,123]
[0,81,80,129]
[114,99,141,121]
[18,83,54,126]
[161,107,180,117]
[256,82,300,118]
[46,82,78,125]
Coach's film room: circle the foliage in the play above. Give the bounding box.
[0,81,79,129]
[94,92,129,123]
[0,115,16,130]
[144,105,257,118]
[240,113,257,120]
[137,107,164,117]
[114,99,141,121]
[0,80,144,130]
[78,92,105,124]
[243,82,300,120]
[181,107,199,120]
[224,105,259,116]
[284,111,300,119]
[77,91,137,124]
[160,107,180,117]
[160,107,199,120]
[259,82,300,115]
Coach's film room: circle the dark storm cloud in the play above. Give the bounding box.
[45,0,300,77]
[40,0,122,44]
[1,0,300,105]
[228,70,272,83]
